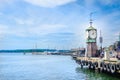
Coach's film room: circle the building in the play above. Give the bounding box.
[86,17,97,57]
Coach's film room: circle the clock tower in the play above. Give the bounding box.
[86,14,97,57]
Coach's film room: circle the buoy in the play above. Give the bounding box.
[88,61,92,69]
[90,64,93,69]
[80,60,84,68]
[100,62,104,72]
[90,63,95,70]
[106,63,110,72]
[85,61,88,66]
[116,64,120,70]
[103,63,107,71]
[81,60,83,65]
[83,60,86,66]
[110,64,116,73]
[94,62,98,69]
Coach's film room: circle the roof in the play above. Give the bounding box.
[86,26,96,31]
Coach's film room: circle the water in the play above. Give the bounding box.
[0,53,119,80]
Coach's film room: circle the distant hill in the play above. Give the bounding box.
[0,49,70,53]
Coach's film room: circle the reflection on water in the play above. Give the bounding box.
[76,67,120,80]
[0,53,119,80]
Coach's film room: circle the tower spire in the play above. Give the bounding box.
[90,12,93,27]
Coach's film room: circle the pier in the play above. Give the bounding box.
[72,56,120,74]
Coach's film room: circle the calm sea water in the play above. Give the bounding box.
[0,53,119,80]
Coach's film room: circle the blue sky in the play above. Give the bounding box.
[0,0,120,50]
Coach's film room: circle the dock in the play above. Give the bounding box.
[72,56,120,74]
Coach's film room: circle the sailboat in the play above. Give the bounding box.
[32,44,43,55]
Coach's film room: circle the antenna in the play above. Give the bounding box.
[99,30,103,43]
[99,30,103,52]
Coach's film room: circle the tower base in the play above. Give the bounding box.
[87,42,97,57]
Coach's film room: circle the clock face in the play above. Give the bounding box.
[89,30,97,39]
[86,31,89,38]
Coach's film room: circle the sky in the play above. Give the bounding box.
[0,0,120,50]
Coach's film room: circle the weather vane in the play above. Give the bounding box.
[90,12,93,26]
[89,12,96,26]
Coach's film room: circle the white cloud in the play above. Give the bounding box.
[3,24,66,38]
[99,0,118,5]
[0,0,13,3]
[24,0,76,8]
[14,18,25,25]
[84,0,95,7]
[0,25,25,38]
[84,0,119,8]
[14,18,34,25]
[0,0,15,7]
[0,12,3,15]
[27,24,66,36]
[0,25,9,39]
